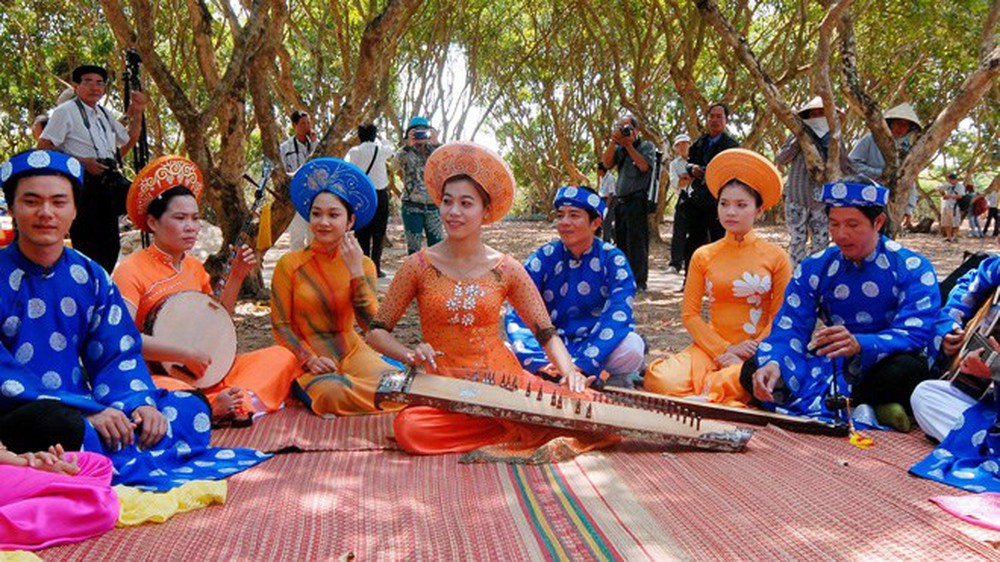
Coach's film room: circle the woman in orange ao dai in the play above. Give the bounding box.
[644,149,791,406]
[366,142,614,460]
[270,157,402,416]
[113,156,300,425]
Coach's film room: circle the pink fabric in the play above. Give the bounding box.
[0,452,119,551]
[931,493,1000,531]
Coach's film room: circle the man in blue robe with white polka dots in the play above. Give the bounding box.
[0,150,267,491]
[741,177,939,430]
[506,186,645,388]
[909,254,1000,492]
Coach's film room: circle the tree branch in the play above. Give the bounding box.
[694,0,846,182]
[838,6,898,185]
[900,44,1000,189]
[315,0,426,158]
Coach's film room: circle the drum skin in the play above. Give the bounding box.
[143,291,237,389]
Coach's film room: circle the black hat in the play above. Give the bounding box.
[947,173,958,180]
[71,65,108,84]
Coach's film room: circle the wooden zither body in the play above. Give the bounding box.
[602,388,849,436]
[376,368,753,452]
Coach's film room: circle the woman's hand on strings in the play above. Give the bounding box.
[559,369,595,394]
[407,342,441,371]
[340,231,366,279]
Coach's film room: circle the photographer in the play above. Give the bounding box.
[280,110,317,250]
[394,116,443,254]
[38,64,147,272]
[601,115,655,291]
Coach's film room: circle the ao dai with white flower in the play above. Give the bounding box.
[644,231,791,405]
[684,231,790,352]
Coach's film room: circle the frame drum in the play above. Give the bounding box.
[143,291,237,389]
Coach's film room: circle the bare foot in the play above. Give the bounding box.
[211,387,246,421]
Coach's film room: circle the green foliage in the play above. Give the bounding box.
[0,0,994,219]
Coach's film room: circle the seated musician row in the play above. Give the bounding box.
[3,144,999,498]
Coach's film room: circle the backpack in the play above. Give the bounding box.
[957,193,973,213]
[972,195,988,216]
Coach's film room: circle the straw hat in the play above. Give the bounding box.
[796,96,824,116]
[705,148,782,211]
[884,103,921,130]
[424,141,515,224]
[127,156,204,232]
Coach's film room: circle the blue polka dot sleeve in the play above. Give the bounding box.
[756,261,820,373]
[80,265,157,415]
[505,248,549,373]
[574,248,636,374]
[934,256,1000,351]
[853,255,941,374]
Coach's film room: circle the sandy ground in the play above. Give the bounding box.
[232,216,989,360]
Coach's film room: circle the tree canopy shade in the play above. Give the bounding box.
[0,0,995,242]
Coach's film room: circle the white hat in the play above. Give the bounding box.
[797,96,845,116]
[884,103,921,130]
[672,133,691,147]
[796,96,824,115]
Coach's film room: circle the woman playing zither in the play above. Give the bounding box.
[112,156,300,425]
[366,142,616,461]
[645,149,791,406]
[270,158,403,416]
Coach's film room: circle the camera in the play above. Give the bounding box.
[620,126,633,137]
[96,158,121,174]
[412,129,431,141]
[93,158,130,215]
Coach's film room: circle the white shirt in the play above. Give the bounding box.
[279,136,315,173]
[987,192,998,208]
[40,98,129,160]
[346,140,396,190]
[669,156,690,193]
[598,171,617,197]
